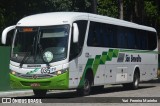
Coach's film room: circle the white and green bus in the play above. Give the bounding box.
[1,12,158,96]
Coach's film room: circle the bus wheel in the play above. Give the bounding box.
[123,72,140,90]
[131,72,140,90]
[77,77,91,96]
[33,89,47,97]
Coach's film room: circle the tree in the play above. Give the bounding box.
[91,0,97,13]
[0,0,160,38]
[97,0,118,18]
[119,0,123,19]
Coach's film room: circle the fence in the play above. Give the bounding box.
[0,46,11,91]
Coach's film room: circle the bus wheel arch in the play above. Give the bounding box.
[77,68,94,96]
[123,67,140,90]
[134,67,140,78]
[85,68,94,86]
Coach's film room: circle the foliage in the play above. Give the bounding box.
[97,0,118,18]
[0,8,5,30]
[144,1,158,18]
[0,0,160,38]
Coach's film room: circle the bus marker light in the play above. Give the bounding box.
[22,28,33,32]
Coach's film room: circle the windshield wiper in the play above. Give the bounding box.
[19,52,31,68]
[19,34,35,68]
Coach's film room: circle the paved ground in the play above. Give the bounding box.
[1,78,160,106]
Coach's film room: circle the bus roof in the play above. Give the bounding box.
[17,12,88,26]
[17,12,156,32]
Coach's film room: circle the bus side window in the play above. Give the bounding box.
[128,29,135,49]
[69,20,88,61]
[99,24,117,48]
[95,23,101,46]
[117,27,125,48]
[134,30,139,49]
[141,31,147,50]
[112,26,117,48]
[87,22,93,46]
[102,24,108,47]
[148,32,157,50]
[92,30,99,46]
[108,28,112,47]
[76,20,87,51]
[87,22,100,47]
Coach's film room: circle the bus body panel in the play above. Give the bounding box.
[4,12,157,91]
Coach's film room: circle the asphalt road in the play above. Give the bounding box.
[1,78,160,106]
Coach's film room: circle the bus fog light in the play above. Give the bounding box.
[11,71,16,75]
[57,71,62,75]
[56,68,68,75]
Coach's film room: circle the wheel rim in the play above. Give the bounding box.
[134,74,139,87]
[135,78,138,87]
[84,79,90,93]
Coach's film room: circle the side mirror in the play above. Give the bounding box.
[1,25,16,44]
[73,23,79,43]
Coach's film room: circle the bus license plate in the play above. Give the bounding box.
[30,83,40,87]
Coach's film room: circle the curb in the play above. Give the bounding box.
[0,90,33,97]
[0,90,74,97]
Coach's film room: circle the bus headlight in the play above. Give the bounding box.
[57,71,62,75]
[11,71,16,75]
[10,70,20,76]
[56,68,68,75]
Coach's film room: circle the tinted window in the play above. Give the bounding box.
[69,20,88,61]
[148,32,157,50]
[128,28,135,49]
[87,22,117,48]
[87,21,157,50]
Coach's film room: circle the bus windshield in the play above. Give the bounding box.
[11,25,69,64]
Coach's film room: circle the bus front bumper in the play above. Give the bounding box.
[10,71,69,90]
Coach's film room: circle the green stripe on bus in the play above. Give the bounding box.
[93,55,101,75]
[78,48,157,88]
[120,49,158,54]
[78,49,119,88]
[78,58,94,87]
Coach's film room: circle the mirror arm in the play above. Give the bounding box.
[2,25,16,44]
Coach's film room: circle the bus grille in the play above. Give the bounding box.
[16,74,54,79]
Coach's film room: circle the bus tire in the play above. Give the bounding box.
[33,89,47,97]
[123,71,140,90]
[77,74,92,96]
[131,71,140,90]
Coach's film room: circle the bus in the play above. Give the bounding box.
[1,12,158,96]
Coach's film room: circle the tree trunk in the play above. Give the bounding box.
[155,0,160,11]
[133,0,144,24]
[91,0,97,14]
[119,0,123,20]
